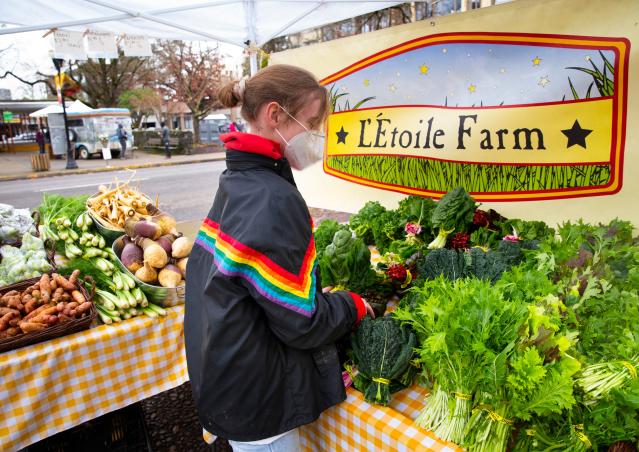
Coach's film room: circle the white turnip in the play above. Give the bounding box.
[172,236,193,259]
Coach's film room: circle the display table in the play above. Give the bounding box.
[1,299,458,452]
[0,306,188,451]
[300,385,460,452]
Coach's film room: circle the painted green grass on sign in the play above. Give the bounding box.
[327,155,611,192]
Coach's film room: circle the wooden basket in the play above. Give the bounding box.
[0,275,96,354]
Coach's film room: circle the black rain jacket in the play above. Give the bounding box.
[184,133,363,442]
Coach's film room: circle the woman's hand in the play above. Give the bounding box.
[322,286,375,319]
[362,299,376,319]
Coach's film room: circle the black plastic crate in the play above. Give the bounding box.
[24,402,152,452]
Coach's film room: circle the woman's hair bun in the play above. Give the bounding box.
[218,78,247,108]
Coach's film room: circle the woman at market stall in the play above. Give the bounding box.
[184,64,374,451]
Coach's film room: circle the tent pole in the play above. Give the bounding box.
[249,49,258,75]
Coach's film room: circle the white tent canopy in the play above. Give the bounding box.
[0,0,404,48]
[29,100,93,117]
[204,113,230,120]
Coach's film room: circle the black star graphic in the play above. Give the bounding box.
[561,120,592,149]
[336,126,348,144]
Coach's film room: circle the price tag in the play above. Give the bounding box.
[85,30,118,59]
[51,30,87,60]
[122,35,152,57]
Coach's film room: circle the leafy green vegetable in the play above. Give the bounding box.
[499,218,555,242]
[314,219,349,261]
[428,187,477,249]
[349,201,386,245]
[467,248,509,284]
[38,193,89,242]
[417,248,467,281]
[371,210,404,254]
[351,316,416,405]
[397,196,436,225]
[319,229,378,293]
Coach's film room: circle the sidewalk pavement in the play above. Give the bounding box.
[0,148,227,182]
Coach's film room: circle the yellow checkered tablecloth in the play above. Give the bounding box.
[0,305,188,452]
[299,385,461,452]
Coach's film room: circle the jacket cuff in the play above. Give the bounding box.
[348,292,367,324]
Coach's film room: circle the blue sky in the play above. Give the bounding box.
[328,43,615,109]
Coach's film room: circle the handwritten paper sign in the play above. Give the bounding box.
[85,30,118,59]
[51,30,86,60]
[122,35,152,57]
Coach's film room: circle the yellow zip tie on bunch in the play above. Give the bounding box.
[487,409,514,425]
[400,269,413,289]
[621,361,637,379]
[470,405,513,425]
[451,392,472,401]
[372,377,390,385]
[344,363,356,380]
[526,429,537,436]
[573,425,592,449]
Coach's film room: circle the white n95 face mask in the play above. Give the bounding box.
[274,106,325,170]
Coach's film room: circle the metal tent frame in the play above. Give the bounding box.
[0,0,408,74]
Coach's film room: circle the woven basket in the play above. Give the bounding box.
[0,275,96,354]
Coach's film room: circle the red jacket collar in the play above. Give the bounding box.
[220,132,282,160]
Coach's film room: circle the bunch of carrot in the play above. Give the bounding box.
[0,270,92,339]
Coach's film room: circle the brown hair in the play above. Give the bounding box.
[218,65,328,129]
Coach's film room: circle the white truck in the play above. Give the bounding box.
[48,108,133,159]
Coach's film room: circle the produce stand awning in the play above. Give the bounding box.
[0,0,405,48]
[29,100,93,118]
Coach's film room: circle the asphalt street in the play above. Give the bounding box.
[0,161,227,222]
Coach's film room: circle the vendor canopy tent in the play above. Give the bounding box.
[29,100,93,118]
[0,0,405,48]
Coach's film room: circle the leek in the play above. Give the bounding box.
[147,303,167,316]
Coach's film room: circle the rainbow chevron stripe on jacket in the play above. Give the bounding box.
[195,218,317,317]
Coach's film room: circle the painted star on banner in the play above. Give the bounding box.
[468,84,477,93]
[538,76,551,88]
[363,79,370,87]
[336,126,348,144]
[499,68,506,74]
[561,120,592,149]
[532,56,542,66]
[389,84,397,92]
[442,48,448,54]
[420,64,429,75]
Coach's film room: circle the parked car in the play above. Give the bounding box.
[12,132,36,142]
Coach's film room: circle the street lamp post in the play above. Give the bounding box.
[52,58,78,170]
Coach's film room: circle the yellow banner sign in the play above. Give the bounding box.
[327,98,612,165]
[321,33,629,201]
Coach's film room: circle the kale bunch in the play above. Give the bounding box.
[351,316,416,406]
[417,248,467,281]
[349,201,387,245]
